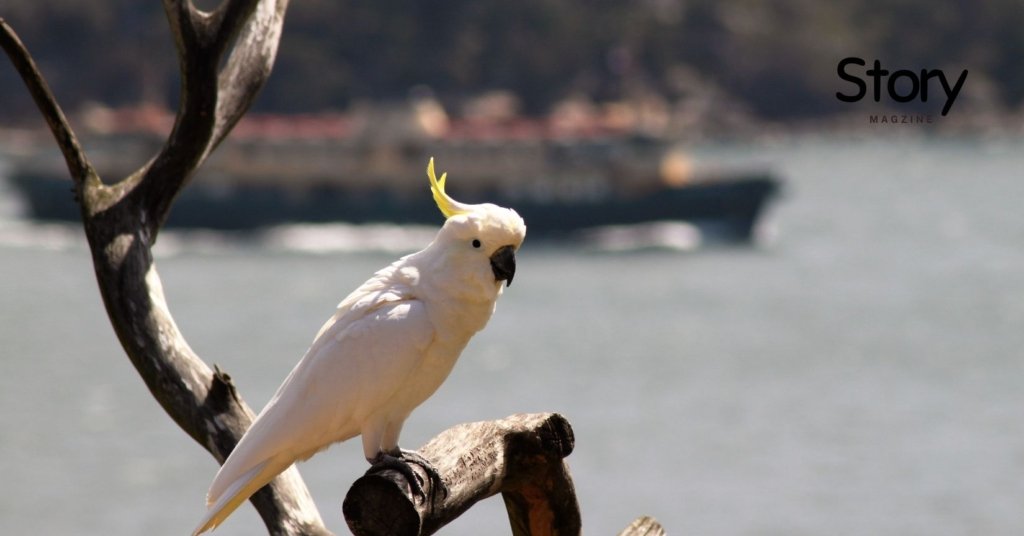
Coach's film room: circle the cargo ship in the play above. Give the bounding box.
[4,107,781,242]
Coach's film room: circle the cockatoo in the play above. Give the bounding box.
[193,158,526,534]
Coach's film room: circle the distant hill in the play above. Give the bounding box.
[2,0,1022,127]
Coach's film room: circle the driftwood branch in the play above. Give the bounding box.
[343,413,582,536]
[1,4,328,535]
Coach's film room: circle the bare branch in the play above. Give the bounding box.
[2,5,328,534]
[0,18,96,193]
[141,0,260,233]
[212,0,289,149]
[139,0,286,235]
[343,413,581,536]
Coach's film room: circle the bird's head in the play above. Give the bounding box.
[425,158,526,295]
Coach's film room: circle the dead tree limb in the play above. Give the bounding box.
[343,413,582,536]
[1,3,330,534]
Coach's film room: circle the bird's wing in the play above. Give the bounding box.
[195,293,435,534]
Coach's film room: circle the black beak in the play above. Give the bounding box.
[490,245,517,287]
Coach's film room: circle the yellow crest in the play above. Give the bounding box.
[428,157,472,219]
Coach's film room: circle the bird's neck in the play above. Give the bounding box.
[401,252,500,339]
[421,279,498,338]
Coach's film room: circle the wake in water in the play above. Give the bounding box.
[580,221,703,253]
[0,217,773,256]
[0,219,440,257]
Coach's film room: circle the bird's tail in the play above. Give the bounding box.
[192,455,293,535]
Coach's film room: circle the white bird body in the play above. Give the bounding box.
[193,160,525,534]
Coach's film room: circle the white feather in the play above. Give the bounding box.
[193,193,526,534]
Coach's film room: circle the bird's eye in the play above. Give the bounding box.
[472,239,481,249]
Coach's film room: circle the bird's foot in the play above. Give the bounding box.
[394,448,449,503]
[370,449,447,506]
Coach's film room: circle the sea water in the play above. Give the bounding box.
[2,134,1023,535]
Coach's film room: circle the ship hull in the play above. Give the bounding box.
[8,172,779,242]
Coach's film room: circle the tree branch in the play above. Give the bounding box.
[212,0,289,148]
[343,413,581,536]
[0,18,97,196]
[2,4,328,535]
[142,0,262,235]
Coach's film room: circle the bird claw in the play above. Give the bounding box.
[370,449,448,506]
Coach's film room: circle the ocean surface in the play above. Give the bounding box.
[2,134,1023,535]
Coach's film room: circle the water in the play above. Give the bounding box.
[2,135,1023,535]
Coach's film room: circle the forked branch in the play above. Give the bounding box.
[1,3,327,534]
[145,0,289,235]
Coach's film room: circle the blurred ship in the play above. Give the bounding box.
[4,101,780,242]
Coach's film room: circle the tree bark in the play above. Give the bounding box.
[343,413,581,536]
[1,4,329,534]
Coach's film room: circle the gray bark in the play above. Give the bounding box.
[343,413,582,536]
[1,4,329,534]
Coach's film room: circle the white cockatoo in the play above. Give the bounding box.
[193,158,526,534]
